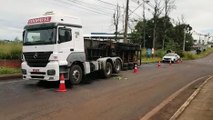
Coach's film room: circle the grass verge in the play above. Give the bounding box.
[183,48,213,60]
[142,57,162,63]
[0,42,22,59]
[0,67,20,75]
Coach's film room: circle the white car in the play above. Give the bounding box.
[162,53,180,63]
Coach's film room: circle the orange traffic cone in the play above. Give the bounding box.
[134,64,138,73]
[177,59,180,64]
[157,61,161,68]
[56,73,67,92]
[169,60,172,66]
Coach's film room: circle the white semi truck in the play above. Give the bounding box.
[21,12,141,84]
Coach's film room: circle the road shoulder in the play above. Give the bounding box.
[175,76,213,120]
[140,76,208,120]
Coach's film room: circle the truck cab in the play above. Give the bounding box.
[22,12,85,82]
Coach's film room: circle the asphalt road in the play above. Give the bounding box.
[0,54,213,120]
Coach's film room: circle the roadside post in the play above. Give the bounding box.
[151,48,155,58]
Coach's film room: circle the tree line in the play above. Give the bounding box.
[113,0,194,53]
[131,16,193,52]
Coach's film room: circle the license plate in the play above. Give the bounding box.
[33,69,39,72]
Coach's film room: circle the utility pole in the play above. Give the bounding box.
[124,0,129,43]
[113,4,120,41]
[163,0,168,50]
[142,0,149,48]
[183,29,186,51]
[183,25,190,51]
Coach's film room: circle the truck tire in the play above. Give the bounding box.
[102,62,112,78]
[113,59,121,73]
[69,64,83,85]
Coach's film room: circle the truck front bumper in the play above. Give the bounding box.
[21,61,60,81]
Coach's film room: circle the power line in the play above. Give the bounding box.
[75,0,115,11]
[96,0,141,18]
[67,0,112,15]
[54,0,112,16]
[129,2,143,16]
[96,0,118,7]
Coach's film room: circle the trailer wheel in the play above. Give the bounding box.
[102,62,112,78]
[69,64,83,85]
[113,59,121,73]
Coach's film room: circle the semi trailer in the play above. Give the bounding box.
[21,11,141,84]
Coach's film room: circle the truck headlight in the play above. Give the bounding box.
[47,69,56,75]
[49,54,59,61]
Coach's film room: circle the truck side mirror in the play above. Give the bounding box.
[22,31,25,41]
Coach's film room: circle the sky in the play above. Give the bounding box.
[0,0,213,40]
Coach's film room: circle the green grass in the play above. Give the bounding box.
[0,67,20,75]
[141,48,213,63]
[0,42,22,59]
[141,49,165,63]
[142,57,162,63]
[183,48,213,60]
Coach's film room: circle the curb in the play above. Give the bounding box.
[169,75,213,120]
[0,74,22,81]
[140,76,208,120]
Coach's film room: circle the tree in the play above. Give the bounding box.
[173,23,192,51]
[131,16,173,49]
[130,21,144,45]
[185,33,194,51]
[113,3,121,41]
[152,0,163,49]
[14,37,20,41]
[131,16,194,52]
[163,0,176,49]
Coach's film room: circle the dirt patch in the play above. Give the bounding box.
[149,78,206,120]
[0,59,21,68]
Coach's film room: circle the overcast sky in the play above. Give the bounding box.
[0,0,213,40]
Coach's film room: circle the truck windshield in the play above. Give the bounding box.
[24,28,55,45]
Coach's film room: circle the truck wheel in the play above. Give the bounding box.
[69,65,83,85]
[102,62,112,78]
[113,59,121,73]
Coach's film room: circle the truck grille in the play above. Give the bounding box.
[23,52,53,67]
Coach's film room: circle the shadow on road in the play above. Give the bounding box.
[24,72,120,89]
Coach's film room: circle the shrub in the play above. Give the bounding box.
[183,52,196,60]
[0,67,20,74]
[176,50,184,57]
[141,48,147,57]
[154,49,166,58]
[0,42,22,59]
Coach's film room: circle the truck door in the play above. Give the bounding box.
[57,26,74,62]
